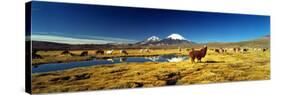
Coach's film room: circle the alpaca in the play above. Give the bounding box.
[120,50,128,55]
[215,49,220,53]
[144,49,150,53]
[80,51,88,56]
[106,50,114,55]
[263,48,268,52]
[96,50,104,55]
[140,49,144,53]
[61,50,70,55]
[243,48,248,52]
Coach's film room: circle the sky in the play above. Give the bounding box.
[30,1,270,44]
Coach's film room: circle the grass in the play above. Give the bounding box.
[31,49,270,94]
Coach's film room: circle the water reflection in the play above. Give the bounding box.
[119,58,127,62]
[107,59,114,62]
[144,56,160,62]
[167,57,187,62]
[32,54,188,73]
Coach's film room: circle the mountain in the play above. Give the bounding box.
[206,35,270,48]
[261,35,270,40]
[157,34,194,45]
[31,41,119,50]
[147,36,161,41]
[31,41,71,50]
[136,36,161,45]
[166,34,186,40]
[30,34,270,50]
[136,34,195,45]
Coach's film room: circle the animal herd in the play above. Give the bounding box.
[211,47,268,53]
[32,46,269,65]
[31,49,134,59]
[187,46,269,63]
[139,49,151,53]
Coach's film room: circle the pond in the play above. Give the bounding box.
[32,54,188,73]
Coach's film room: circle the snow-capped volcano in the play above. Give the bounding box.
[146,36,160,41]
[158,33,193,45]
[135,34,195,45]
[167,34,185,40]
[136,36,161,45]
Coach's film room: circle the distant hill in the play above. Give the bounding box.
[206,36,270,48]
[31,41,117,50]
[31,41,71,50]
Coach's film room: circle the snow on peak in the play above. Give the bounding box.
[146,36,160,41]
[167,34,185,40]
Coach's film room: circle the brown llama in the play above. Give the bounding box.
[188,45,208,63]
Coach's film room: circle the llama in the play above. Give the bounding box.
[144,49,150,53]
[263,48,268,52]
[96,50,104,55]
[61,50,75,56]
[215,49,220,53]
[188,45,208,63]
[80,51,88,56]
[120,50,128,55]
[243,48,248,52]
[178,47,182,52]
[140,49,144,53]
[106,49,114,55]
[61,50,70,55]
[237,48,241,52]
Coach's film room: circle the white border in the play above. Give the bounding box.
[0,0,280,95]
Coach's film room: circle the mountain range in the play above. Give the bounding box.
[136,34,195,46]
[29,34,270,50]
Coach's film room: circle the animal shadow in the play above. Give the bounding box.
[200,60,225,63]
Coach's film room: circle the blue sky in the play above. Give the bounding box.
[30,1,270,44]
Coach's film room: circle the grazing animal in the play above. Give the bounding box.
[263,48,268,52]
[233,48,237,52]
[237,48,241,52]
[243,48,248,52]
[96,50,104,55]
[61,50,70,55]
[144,49,150,53]
[220,48,225,53]
[106,50,114,55]
[120,50,128,55]
[61,50,75,56]
[80,51,88,56]
[215,49,220,53]
[221,48,227,53]
[188,45,208,63]
[178,47,182,52]
[234,48,241,52]
[70,53,75,56]
[140,49,144,53]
